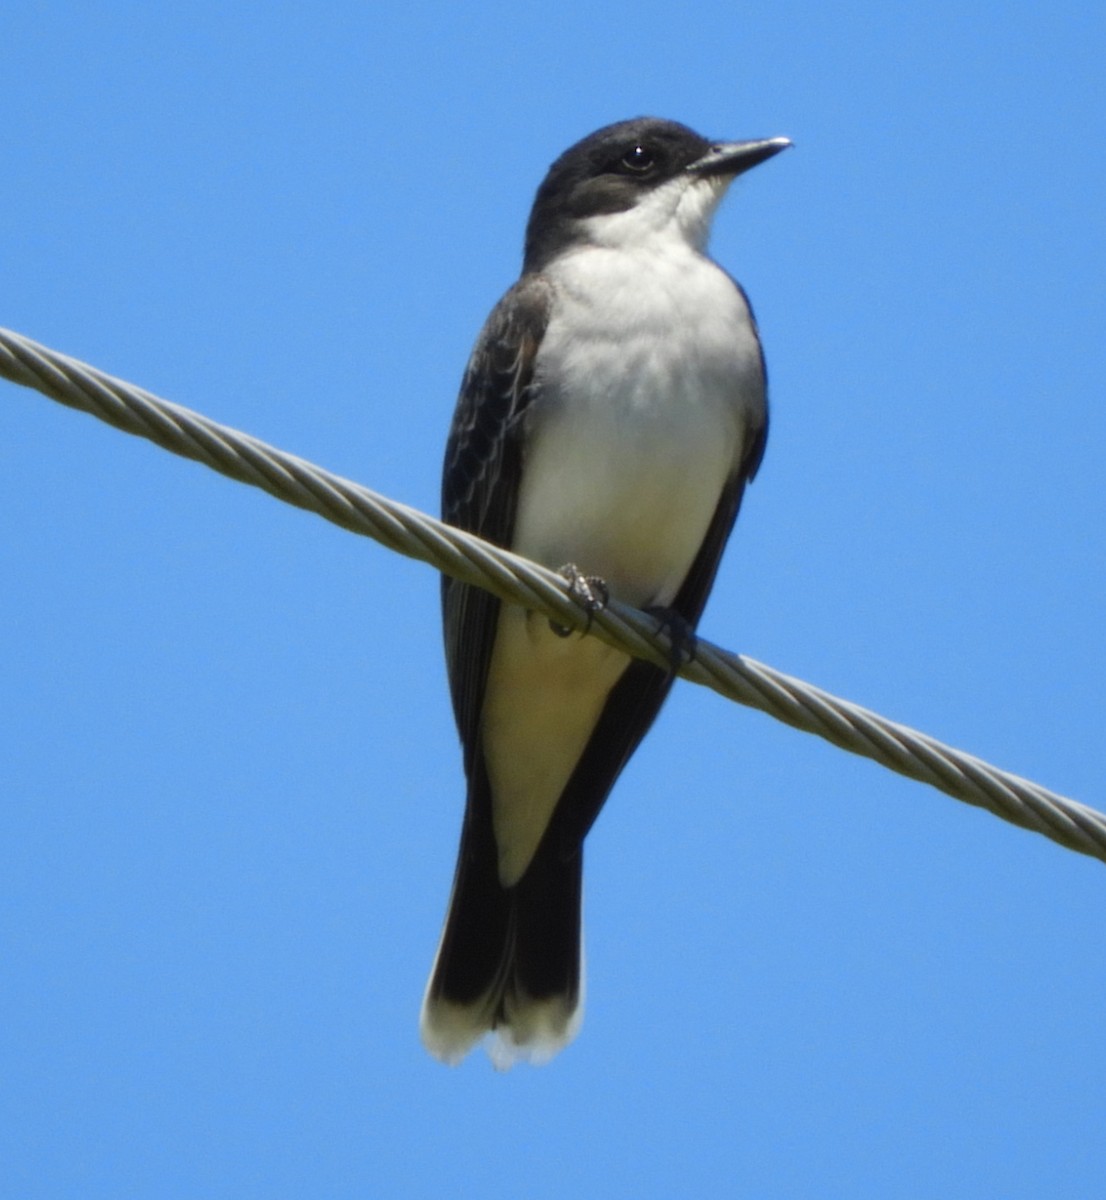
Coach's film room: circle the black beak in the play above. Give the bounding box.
[689,136,792,179]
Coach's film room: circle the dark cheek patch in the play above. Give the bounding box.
[567,176,640,218]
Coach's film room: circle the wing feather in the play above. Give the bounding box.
[441,276,553,765]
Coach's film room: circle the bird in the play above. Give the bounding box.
[421,117,789,1067]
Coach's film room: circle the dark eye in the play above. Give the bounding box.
[619,144,655,174]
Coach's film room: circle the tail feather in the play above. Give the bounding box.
[421,793,584,1067]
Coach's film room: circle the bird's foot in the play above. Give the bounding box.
[550,563,609,637]
[643,606,697,675]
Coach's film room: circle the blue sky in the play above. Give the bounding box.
[3,2,1104,1196]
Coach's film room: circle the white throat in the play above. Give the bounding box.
[576,172,731,255]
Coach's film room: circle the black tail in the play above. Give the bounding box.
[421,766,583,1067]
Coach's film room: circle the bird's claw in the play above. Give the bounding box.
[550,563,610,637]
[643,605,697,675]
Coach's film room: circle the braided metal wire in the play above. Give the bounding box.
[3,324,1104,864]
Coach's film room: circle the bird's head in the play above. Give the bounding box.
[523,117,790,271]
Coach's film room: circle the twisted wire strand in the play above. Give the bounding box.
[3,324,1104,864]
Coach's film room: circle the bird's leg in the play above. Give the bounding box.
[550,562,609,637]
[643,606,697,676]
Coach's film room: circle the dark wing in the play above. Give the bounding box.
[441,274,553,767]
[672,413,767,627]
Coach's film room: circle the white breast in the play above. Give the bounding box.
[480,237,765,886]
[513,238,762,607]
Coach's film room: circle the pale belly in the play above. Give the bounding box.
[480,245,763,885]
[481,364,749,886]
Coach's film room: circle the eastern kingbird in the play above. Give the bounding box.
[422,117,789,1067]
